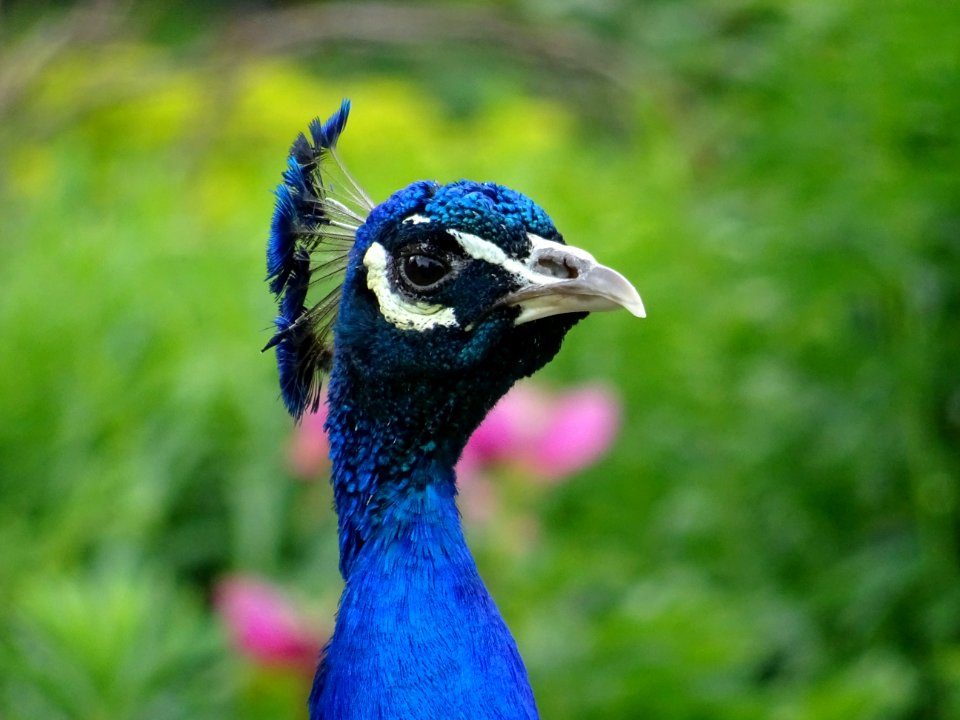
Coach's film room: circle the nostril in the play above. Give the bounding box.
[534,254,579,279]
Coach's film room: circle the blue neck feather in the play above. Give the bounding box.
[311,359,539,719]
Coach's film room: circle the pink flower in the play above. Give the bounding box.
[458,383,621,486]
[288,399,330,480]
[527,386,622,482]
[215,576,324,672]
[455,461,498,522]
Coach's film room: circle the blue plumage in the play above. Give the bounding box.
[308,98,350,149]
[265,101,364,417]
[268,99,351,296]
[265,101,644,719]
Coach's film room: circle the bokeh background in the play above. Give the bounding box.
[2,0,959,718]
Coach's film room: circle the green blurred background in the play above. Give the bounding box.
[1,0,958,717]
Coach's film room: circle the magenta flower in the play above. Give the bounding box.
[288,396,330,480]
[215,576,324,672]
[459,382,621,484]
[525,385,622,482]
[455,382,621,524]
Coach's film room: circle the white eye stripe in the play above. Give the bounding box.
[363,242,458,331]
[446,228,531,278]
[402,214,431,225]
[447,229,571,286]
[446,228,508,265]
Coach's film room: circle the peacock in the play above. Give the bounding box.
[265,100,644,720]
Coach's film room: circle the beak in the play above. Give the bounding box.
[500,236,646,325]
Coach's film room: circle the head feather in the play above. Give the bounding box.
[265,99,372,418]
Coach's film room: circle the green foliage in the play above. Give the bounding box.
[0,569,230,719]
[1,0,958,718]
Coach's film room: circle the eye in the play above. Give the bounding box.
[400,253,451,290]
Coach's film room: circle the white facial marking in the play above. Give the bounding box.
[447,229,551,285]
[363,242,458,331]
[402,214,432,225]
[448,229,598,286]
[447,230,643,326]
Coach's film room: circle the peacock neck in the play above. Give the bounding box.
[315,360,539,720]
[324,358,512,577]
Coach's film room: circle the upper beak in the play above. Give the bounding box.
[499,236,646,325]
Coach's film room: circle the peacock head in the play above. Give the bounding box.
[266,101,644,420]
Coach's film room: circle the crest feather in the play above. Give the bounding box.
[265,99,372,418]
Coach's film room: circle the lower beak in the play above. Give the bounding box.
[499,237,646,325]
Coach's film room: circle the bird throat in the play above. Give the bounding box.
[324,357,511,577]
[314,359,539,719]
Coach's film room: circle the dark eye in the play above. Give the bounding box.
[400,253,450,290]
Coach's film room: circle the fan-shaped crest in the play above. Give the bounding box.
[264,100,373,418]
